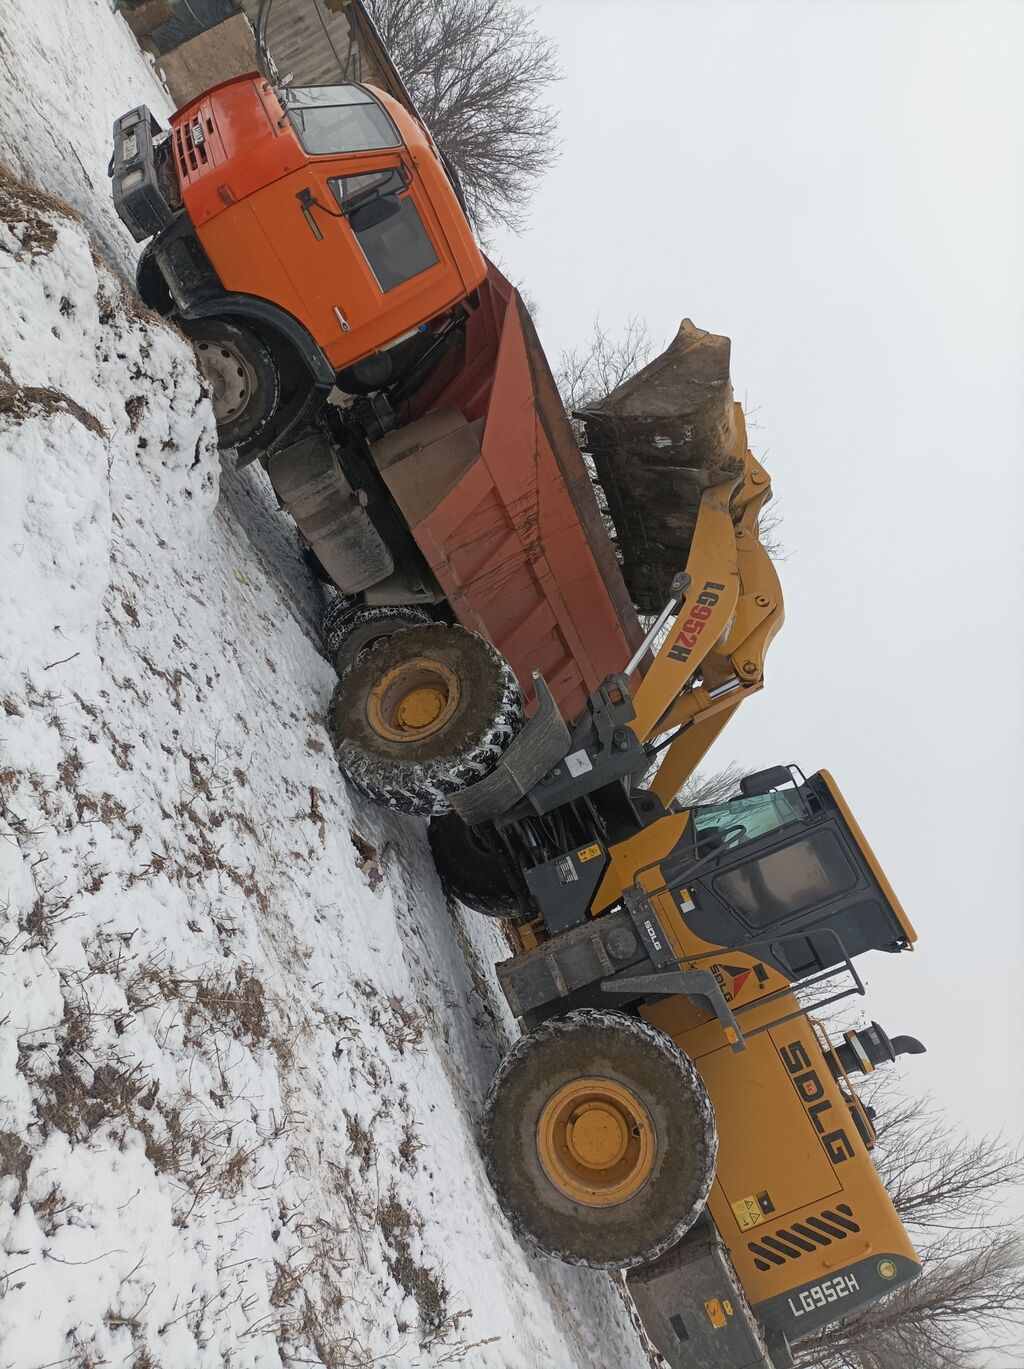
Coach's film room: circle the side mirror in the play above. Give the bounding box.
[349,195,401,231]
[739,765,794,797]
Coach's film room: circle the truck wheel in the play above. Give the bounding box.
[181,318,280,452]
[427,812,520,917]
[322,595,433,676]
[329,623,523,816]
[481,1010,717,1269]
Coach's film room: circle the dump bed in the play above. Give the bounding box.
[376,262,645,723]
[379,275,757,722]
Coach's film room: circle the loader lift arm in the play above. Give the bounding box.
[633,437,784,804]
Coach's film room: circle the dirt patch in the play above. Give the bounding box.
[35,1036,144,1145]
[124,394,147,431]
[344,1111,377,1177]
[351,829,391,892]
[378,1188,449,1335]
[0,1130,31,1202]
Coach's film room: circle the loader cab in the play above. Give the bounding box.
[675,769,916,981]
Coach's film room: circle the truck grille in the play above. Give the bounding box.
[173,118,210,183]
[749,1204,860,1272]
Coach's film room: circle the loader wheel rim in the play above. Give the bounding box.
[537,1077,655,1207]
[195,339,257,423]
[367,657,461,743]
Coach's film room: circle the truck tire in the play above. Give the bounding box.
[329,623,523,816]
[181,318,279,453]
[427,812,520,917]
[321,595,433,676]
[481,1010,718,1269]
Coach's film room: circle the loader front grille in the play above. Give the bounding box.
[748,1204,860,1272]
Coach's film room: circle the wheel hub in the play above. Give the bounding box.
[195,339,256,422]
[537,1077,655,1208]
[367,657,461,743]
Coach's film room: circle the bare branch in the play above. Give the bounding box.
[366,0,561,233]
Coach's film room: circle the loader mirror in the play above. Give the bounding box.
[739,765,794,798]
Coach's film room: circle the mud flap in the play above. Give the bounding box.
[627,1218,784,1369]
[449,673,569,827]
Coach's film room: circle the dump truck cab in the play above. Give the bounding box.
[111,74,486,451]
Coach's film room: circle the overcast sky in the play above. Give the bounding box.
[491,0,1024,1150]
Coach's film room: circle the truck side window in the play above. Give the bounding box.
[712,830,858,927]
[284,85,401,155]
[329,173,439,292]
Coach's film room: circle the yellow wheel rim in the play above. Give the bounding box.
[537,1077,655,1207]
[367,657,461,743]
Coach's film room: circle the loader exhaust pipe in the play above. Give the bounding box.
[827,1020,926,1080]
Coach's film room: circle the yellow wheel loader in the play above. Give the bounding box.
[423,325,927,1368]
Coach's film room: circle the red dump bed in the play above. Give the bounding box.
[394,264,644,722]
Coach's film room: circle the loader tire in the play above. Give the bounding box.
[481,1010,717,1269]
[427,812,520,917]
[322,595,433,676]
[329,623,523,816]
[181,318,279,453]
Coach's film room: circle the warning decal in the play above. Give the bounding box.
[732,1194,765,1231]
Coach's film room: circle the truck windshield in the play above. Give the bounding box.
[284,85,401,155]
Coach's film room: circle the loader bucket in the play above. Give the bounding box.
[578,320,747,614]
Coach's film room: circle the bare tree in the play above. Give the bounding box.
[676,762,747,809]
[790,1080,1024,1368]
[555,315,653,445]
[364,0,561,232]
[793,1232,1024,1369]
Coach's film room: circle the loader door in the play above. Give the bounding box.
[675,781,911,978]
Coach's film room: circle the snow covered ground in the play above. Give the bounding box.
[0,3,656,1366]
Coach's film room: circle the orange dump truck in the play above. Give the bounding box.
[110,67,644,741]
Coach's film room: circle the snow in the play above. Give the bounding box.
[0,3,656,1366]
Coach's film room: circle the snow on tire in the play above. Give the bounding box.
[481,1010,718,1270]
[328,623,523,816]
[321,595,433,676]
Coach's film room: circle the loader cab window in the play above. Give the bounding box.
[329,169,438,292]
[284,85,402,155]
[692,788,806,847]
[713,829,858,928]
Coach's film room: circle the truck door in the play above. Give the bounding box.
[281,85,450,363]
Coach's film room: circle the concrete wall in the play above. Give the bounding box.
[151,13,259,106]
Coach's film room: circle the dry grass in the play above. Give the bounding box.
[378,1188,449,1335]
[0,1130,31,1202]
[126,960,269,1047]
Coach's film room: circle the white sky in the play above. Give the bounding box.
[491,0,1024,1147]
